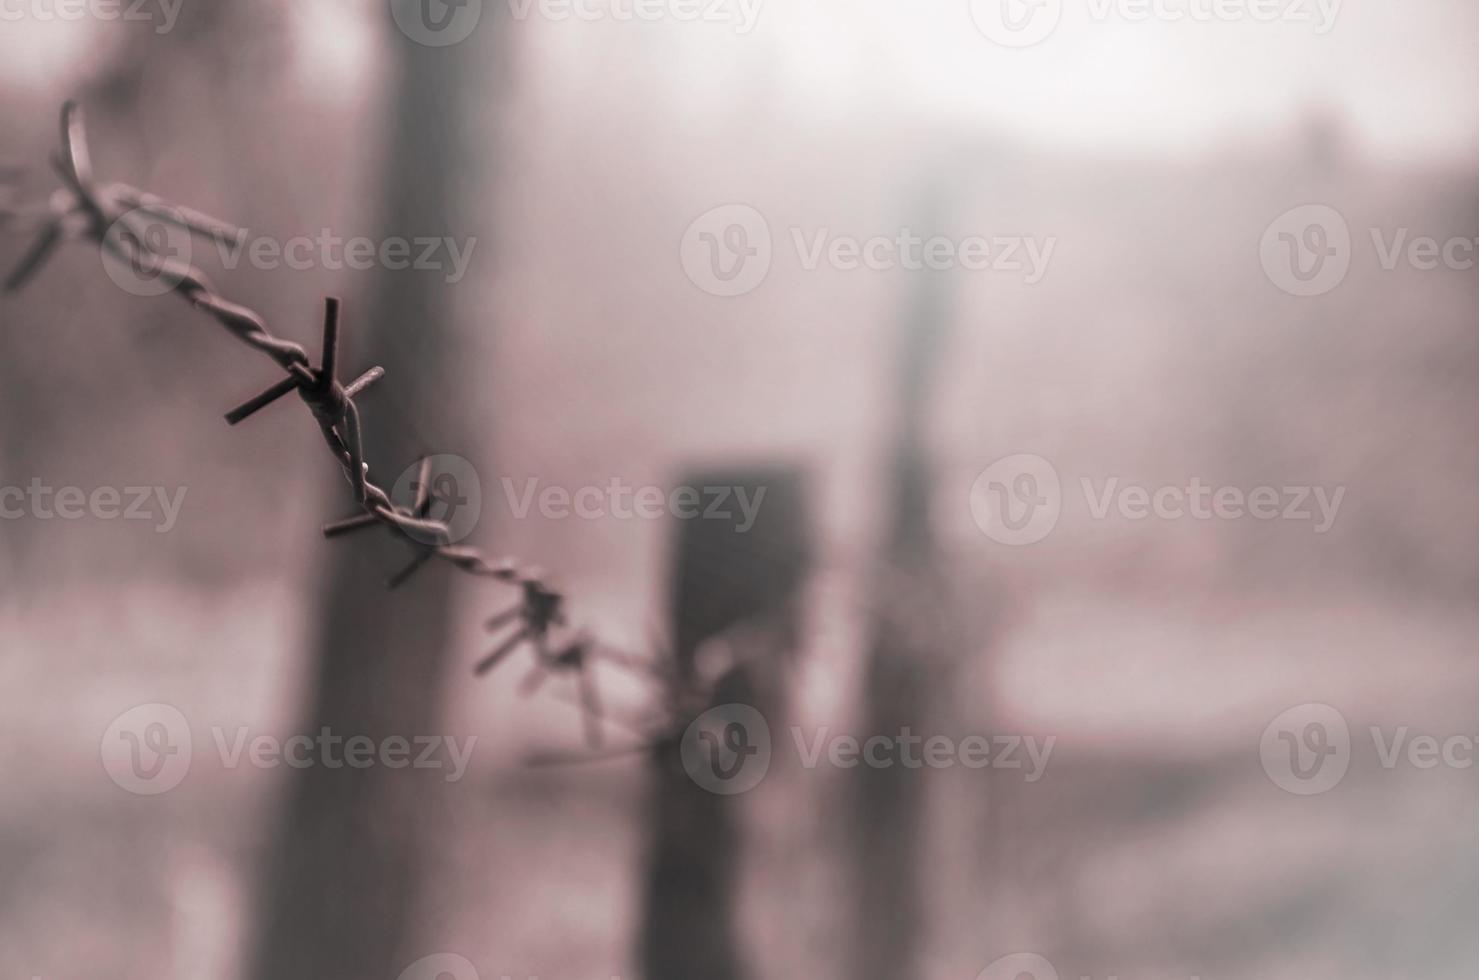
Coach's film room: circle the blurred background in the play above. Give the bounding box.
[3,2,1479,979]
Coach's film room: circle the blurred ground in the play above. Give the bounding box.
[4,582,1478,980]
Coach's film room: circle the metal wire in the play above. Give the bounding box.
[1,102,580,685]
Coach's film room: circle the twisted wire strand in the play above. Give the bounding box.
[1,102,581,681]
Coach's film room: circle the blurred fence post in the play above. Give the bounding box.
[639,467,811,980]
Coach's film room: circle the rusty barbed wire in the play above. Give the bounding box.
[0,101,651,746]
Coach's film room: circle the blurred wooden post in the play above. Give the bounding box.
[639,467,811,980]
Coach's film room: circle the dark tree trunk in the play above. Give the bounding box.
[245,10,483,980]
[850,186,960,980]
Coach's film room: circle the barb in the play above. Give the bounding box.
[0,102,623,715]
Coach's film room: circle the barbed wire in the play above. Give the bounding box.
[0,101,665,746]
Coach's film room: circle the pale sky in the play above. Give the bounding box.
[4,0,1476,164]
[764,0,1479,163]
[515,0,1479,164]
